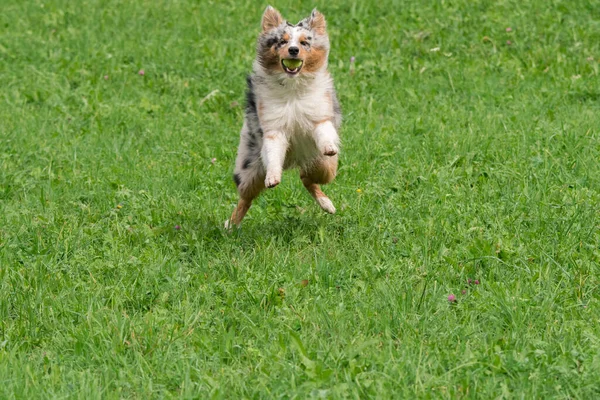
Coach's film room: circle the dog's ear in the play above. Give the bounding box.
[262,6,283,32]
[309,9,326,35]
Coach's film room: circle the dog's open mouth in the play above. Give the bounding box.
[282,58,303,75]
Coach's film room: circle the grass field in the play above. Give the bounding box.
[1,0,600,398]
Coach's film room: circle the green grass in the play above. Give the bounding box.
[1,0,600,398]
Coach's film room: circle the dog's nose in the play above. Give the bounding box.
[288,46,299,56]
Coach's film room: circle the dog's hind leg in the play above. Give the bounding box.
[226,164,266,229]
[300,155,338,214]
[227,198,252,229]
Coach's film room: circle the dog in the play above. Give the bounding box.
[226,6,342,228]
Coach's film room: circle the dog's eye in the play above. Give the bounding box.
[301,41,310,47]
[279,40,288,46]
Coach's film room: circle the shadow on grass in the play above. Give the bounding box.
[242,212,353,245]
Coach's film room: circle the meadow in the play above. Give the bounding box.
[1,0,599,398]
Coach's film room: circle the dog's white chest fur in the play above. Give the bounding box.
[259,75,332,133]
[267,95,318,133]
[257,75,334,167]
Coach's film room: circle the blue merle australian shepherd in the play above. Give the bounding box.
[226,6,342,228]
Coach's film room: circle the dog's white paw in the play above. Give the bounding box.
[265,173,281,188]
[322,143,338,156]
[317,197,336,214]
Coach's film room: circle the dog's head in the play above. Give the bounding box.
[257,6,329,77]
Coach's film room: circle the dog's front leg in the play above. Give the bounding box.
[261,131,288,188]
[314,121,339,156]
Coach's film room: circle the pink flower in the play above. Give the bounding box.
[138,69,145,76]
[103,75,109,80]
[461,290,466,295]
[506,27,512,32]
[350,56,356,63]
[448,294,456,302]
[211,158,217,164]
[174,225,181,230]
[506,40,512,45]
[474,280,480,285]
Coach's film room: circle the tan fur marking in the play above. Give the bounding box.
[300,156,337,213]
[303,46,327,73]
[230,198,252,226]
[297,47,308,60]
[258,102,264,120]
[300,155,338,185]
[303,181,327,200]
[313,186,327,198]
[260,46,280,71]
[229,172,266,226]
[314,118,331,126]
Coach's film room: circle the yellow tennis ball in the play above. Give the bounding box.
[282,59,303,69]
